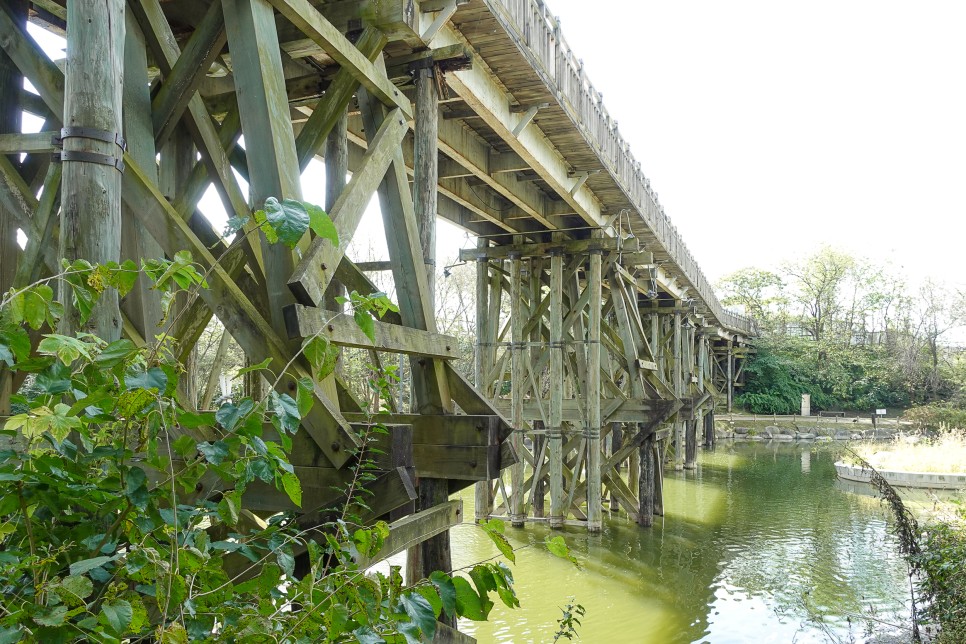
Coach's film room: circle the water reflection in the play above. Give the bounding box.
[453,441,913,643]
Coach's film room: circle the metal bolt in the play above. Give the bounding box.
[331,442,341,452]
[327,324,334,332]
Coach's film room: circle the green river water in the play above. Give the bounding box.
[445,441,923,643]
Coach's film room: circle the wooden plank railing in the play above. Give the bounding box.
[482,0,756,336]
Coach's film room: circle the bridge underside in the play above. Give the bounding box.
[0,0,752,619]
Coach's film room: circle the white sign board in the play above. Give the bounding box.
[801,394,811,417]
[876,409,887,416]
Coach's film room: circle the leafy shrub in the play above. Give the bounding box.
[914,520,966,642]
[903,404,966,431]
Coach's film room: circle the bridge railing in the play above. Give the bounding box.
[483,0,755,336]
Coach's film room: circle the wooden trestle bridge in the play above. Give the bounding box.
[0,0,753,634]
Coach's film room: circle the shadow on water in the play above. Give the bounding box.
[453,441,913,643]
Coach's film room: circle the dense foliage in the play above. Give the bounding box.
[0,200,576,642]
[914,519,966,642]
[719,246,966,414]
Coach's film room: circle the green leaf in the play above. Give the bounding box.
[353,626,386,644]
[260,197,310,248]
[0,327,30,365]
[125,366,168,392]
[35,361,72,394]
[160,623,189,644]
[33,604,68,627]
[429,571,457,618]
[172,435,197,459]
[197,440,229,465]
[400,592,437,640]
[58,575,94,604]
[217,493,240,526]
[482,520,515,563]
[236,357,272,377]
[111,259,140,296]
[354,309,376,343]
[126,466,149,509]
[452,576,488,621]
[545,535,579,567]
[0,627,24,644]
[281,471,302,507]
[416,585,443,618]
[295,377,315,418]
[100,599,133,635]
[38,334,92,364]
[268,391,300,434]
[216,399,254,432]
[305,201,338,245]
[69,555,114,576]
[303,335,339,378]
[95,339,137,368]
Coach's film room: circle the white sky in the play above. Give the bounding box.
[22,3,966,290]
[541,0,966,288]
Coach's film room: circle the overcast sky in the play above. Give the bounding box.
[24,3,966,290]
[540,0,966,287]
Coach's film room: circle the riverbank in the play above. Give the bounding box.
[715,415,905,441]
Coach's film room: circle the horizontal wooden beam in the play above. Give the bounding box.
[459,236,636,261]
[284,304,461,359]
[0,131,56,153]
[354,500,463,568]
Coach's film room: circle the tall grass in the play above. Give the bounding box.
[852,431,966,474]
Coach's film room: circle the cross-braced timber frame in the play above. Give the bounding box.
[0,6,756,641]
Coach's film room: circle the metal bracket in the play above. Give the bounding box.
[52,126,127,173]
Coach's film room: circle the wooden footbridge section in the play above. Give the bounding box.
[0,0,753,631]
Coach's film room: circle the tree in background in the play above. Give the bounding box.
[718,246,965,414]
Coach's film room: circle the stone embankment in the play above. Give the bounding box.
[714,417,902,442]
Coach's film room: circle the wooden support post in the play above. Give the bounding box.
[548,251,564,529]
[638,431,654,527]
[609,422,621,511]
[407,61,453,607]
[323,105,348,366]
[727,341,734,412]
[473,240,491,522]
[672,310,684,470]
[704,409,716,448]
[223,0,302,334]
[685,419,697,470]
[121,6,164,341]
[586,248,602,532]
[0,0,24,416]
[60,0,126,340]
[651,314,664,382]
[653,440,664,516]
[509,250,525,527]
[532,422,546,518]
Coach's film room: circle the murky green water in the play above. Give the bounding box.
[450,441,921,643]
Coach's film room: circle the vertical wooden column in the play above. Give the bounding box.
[684,324,697,470]
[638,432,655,526]
[473,241,492,522]
[704,410,715,448]
[322,107,348,318]
[727,340,734,412]
[222,0,301,334]
[0,0,24,416]
[60,0,126,340]
[653,441,665,516]
[531,259,546,519]
[121,7,163,341]
[653,313,665,381]
[586,248,603,532]
[413,66,438,295]
[609,422,622,511]
[509,250,525,526]
[548,250,565,529]
[408,63,453,603]
[672,310,684,470]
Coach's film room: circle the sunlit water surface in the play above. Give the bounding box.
[445,441,927,643]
